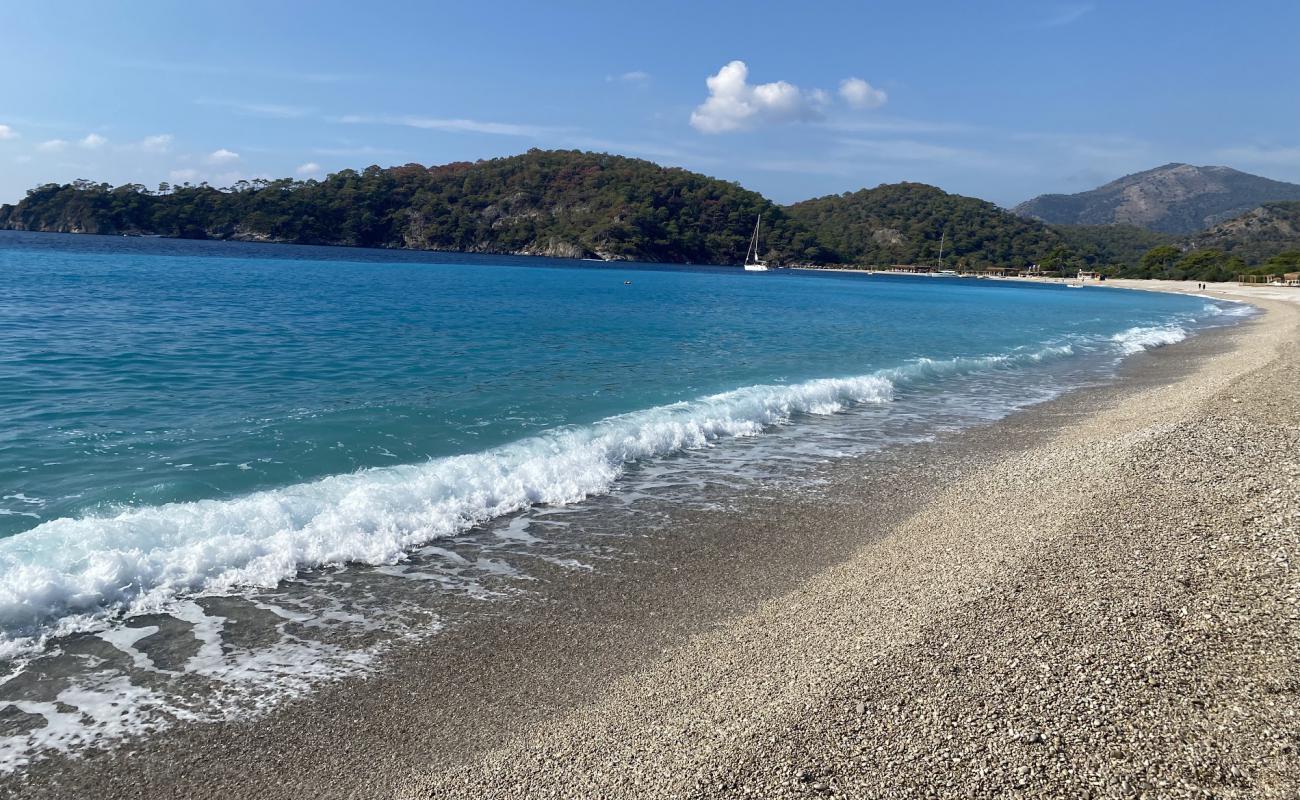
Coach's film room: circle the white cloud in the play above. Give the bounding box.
[80,133,108,149]
[339,114,556,138]
[14,154,32,163]
[140,134,173,152]
[38,139,69,152]
[169,168,199,182]
[296,161,323,176]
[206,148,240,164]
[839,78,887,110]
[0,124,17,140]
[690,61,828,134]
[607,70,650,84]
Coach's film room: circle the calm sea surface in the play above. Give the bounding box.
[0,230,1247,769]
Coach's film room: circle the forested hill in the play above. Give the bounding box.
[0,150,828,265]
[785,183,1063,269]
[0,150,1069,268]
[14,149,1292,274]
[1189,201,1300,264]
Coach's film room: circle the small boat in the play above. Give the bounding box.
[743,215,769,272]
[623,280,632,285]
[1066,282,1084,288]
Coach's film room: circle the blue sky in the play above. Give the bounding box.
[2,0,1298,207]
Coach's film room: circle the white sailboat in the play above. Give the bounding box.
[743,214,769,271]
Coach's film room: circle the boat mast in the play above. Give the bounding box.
[937,229,946,270]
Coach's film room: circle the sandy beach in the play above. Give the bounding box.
[5,283,1297,799]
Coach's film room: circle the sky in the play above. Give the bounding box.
[2,0,1298,207]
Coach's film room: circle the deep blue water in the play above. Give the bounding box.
[0,230,1238,648]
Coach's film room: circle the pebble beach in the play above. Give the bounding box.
[6,285,1296,800]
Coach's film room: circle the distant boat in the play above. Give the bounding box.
[743,215,769,272]
[1066,282,1084,288]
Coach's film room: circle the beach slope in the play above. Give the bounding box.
[403,292,1299,799]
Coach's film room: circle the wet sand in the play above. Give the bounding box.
[7,288,1298,799]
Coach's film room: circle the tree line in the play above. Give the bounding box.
[3,149,1298,280]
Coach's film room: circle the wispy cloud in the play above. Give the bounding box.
[79,133,107,149]
[1036,3,1094,28]
[119,59,352,84]
[562,135,715,164]
[749,157,869,176]
[338,114,562,138]
[310,144,404,158]
[606,70,650,84]
[296,162,324,176]
[139,134,173,152]
[196,99,316,119]
[169,168,199,183]
[38,139,68,152]
[822,118,976,135]
[1011,131,1151,162]
[690,60,831,134]
[0,124,18,141]
[1215,144,1300,167]
[835,137,1012,169]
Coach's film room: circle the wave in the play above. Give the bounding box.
[0,337,1152,655]
[1200,301,1255,318]
[1109,325,1188,355]
[0,372,899,654]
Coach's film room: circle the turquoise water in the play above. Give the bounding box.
[0,231,1239,650]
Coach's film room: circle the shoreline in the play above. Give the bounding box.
[790,267,1300,304]
[4,287,1296,799]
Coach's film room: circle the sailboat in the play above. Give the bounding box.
[743,214,769,271]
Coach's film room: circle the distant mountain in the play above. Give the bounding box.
[1188,201,1300,264]
[786,182,1062,269]
[1013,164,1300,234]
[0,150,828,265]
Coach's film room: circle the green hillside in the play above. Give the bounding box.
[0,150,827,265]
[785,183,1062,269]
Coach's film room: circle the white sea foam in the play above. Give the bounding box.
[0,372,898,654]
[1109,325,1189,355]
[0,338,1136,656]
[1201,301,1254,318]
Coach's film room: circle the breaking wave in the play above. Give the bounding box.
[1110,325,1189,354]
[0,333,1192,656]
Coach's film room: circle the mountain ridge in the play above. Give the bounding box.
[1013,163,1300,234]
[3,151,1298,276]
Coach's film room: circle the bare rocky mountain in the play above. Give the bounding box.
[1013,163,1300,234]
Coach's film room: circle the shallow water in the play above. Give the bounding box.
[0,231,1251,769]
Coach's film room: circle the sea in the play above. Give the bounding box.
[0,230,1252,770]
